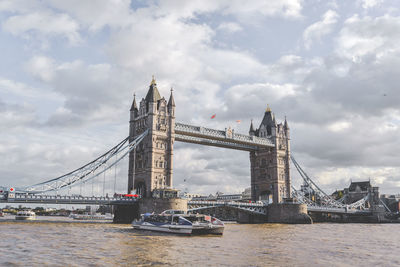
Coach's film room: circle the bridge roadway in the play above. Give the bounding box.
[188,200,372,216]
[1,193,137,205]
[307,205,372,215]
[1,193,372,216]
[188,200,267,215]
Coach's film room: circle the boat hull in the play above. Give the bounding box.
[71,214,113,220]
[132,211,225,235]
[192,225,224,235]
[132,222,192,235]
[15,216,36,221]
[132,222,224,235]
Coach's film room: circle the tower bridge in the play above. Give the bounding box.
[0,77,389,223]
[128,77,291,204]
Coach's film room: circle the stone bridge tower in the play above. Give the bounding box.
[249,106,291,203]
[128,77,175,197]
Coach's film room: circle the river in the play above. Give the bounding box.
[1,216,399,266]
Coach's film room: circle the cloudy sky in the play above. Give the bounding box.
[1,0,400,197]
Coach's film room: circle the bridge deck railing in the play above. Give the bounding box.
[9,193,137,203]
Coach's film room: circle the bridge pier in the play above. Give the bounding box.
[267,203,312,224]
[237,211,267,223]
[113,203,140,223]
[138,197,187,215]
[113,197,187,224]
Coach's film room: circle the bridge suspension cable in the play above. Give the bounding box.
[17,130,149,194]
[290,155,369,210]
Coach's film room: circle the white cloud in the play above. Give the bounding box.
[337,15,400,60]
[217,22,243,33]
[327,121,351,132]
[2,10,82,45]
[25,56,55,82]
[46,0,134,31]
[303,9,338,49]
[222,0,303,19]
[154,0,303,21]
[360,0,384,9]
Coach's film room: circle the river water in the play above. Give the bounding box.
[1,215,399,266]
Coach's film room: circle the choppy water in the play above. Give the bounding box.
[1,215,399,267]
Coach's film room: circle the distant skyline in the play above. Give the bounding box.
[1,0,400,196]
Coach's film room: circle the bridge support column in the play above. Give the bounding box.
[128,78,176,198]
[249,108,291,203]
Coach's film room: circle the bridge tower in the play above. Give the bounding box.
[128,77,175,197]
[249,106,291,203]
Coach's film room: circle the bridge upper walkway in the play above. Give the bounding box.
[175,122,274,151]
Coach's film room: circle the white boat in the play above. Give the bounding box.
[132,210,224,235]
[70,213,113,220]
[15,210,36,220]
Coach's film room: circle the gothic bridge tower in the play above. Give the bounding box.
[249,106,291,203]
[128,77,175,197]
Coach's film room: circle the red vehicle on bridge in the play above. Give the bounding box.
[122,194,139,198]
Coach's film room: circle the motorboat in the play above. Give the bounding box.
[132,210,224,235]
[15,210,36,220]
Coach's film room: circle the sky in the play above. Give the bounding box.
[1,0,400,197]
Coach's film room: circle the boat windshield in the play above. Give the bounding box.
[143,215,171,223]
[182,215,209,223]
[161,210,185,215]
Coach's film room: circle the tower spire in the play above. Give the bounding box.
[130,92,138,111]
[284,116,289,129]
[249,119,255,133]
[168,87,175,107]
